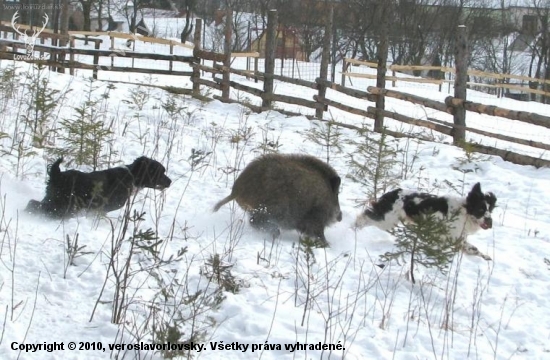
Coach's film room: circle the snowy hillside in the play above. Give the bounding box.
[0,56,549,360]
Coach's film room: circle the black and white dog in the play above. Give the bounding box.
[355,183,497,260]
[26,157,172,219]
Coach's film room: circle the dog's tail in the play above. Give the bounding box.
[355,189,402,229]
[48,158,64,179]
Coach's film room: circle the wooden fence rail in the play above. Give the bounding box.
[445,97,550,129]
[342,56,550,99]
[0,39,194,62]
[1,12,549,168]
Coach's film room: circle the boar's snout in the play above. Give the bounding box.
[336,209,342,222]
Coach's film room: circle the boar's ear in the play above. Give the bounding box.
[330,176,341,194]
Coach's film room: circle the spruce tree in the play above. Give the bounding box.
[347,126,399,205]
[55,78,114,169]
[380,210,463,284]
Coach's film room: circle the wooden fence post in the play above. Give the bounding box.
[169,42,173,72]
[262,9,277,108]
[254,55,258,83]
[254,26,260,84]
[92,40,100,79]
[110,35,115,68]
[316,4,333,119]
[58,36,68,75]
[39,37,44,60]
[341,60,347,87]
[69,36,75,76]
[192,18,202,96]
[374,4,390,132]
[222,8,232,101]
[453,25,468,145]
[57,0,69,73]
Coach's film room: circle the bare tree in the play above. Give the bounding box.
[111,0,147,34]
[527,1,550,102]
[195,0,222,22]
[92,0,111,31]
[220,0,258,51]
[335,0,395,62]
[290,0,326,61]
[75,0,93,31]
[60,0,70,35]
[175,0,196,42]
[17,0,32,24]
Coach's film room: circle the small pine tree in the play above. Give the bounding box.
[347,126,399,205]
[161,94,188,124]
[453,140,490,172]
[55,78,115,169]
[0,63,19,110]
[380,210,463,284]
[201,253,240,294]
[303,120,343,164]
[21,65,62,148]
[295,235,317,326]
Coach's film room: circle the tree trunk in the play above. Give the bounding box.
[453,25,468,145]
[60,0,69,35]
[79,1,92,31]
[316,4,333,119]
[374,3,391,131]
[222,8,232,101]
[180,9,193,43]
[262,9,277,108]
[97,0,104,31]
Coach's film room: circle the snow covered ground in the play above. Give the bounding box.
[0,45,550,360]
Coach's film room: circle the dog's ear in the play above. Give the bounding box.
[485,192,497,212]
[132,156,148,166]
[130,157,148,176]
[471,182,482,194]
[467,182,483,199]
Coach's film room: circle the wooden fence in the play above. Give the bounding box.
[341,57,550,99]
[0,12,549,168]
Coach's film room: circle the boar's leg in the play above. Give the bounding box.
[298,214,329,248]
[249,210,281,239]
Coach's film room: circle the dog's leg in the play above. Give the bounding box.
[462,241,492,261]
[25,199,43,214]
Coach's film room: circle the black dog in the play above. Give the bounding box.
[26,157,172,218]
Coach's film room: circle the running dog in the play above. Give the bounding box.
[355,183,497,260]
[26,157,171,218]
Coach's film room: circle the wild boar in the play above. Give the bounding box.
[214,153,342,246]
